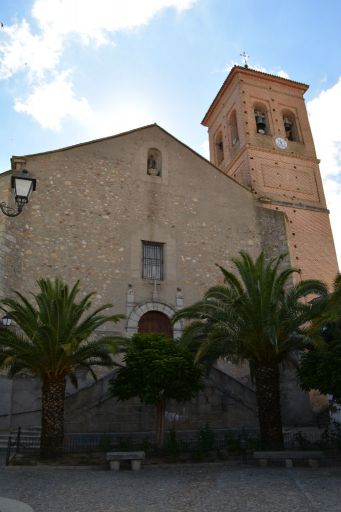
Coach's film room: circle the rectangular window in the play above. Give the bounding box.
[142,241,164,280]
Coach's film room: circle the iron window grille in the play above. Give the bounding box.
[142,241,164,280]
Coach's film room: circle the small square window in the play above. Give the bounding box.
[142,241,164,280]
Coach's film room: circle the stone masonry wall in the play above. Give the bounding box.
[3,125,265,332]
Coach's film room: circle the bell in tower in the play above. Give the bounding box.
[255,110,267,134]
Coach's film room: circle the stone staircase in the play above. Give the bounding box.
[63,365,259,433]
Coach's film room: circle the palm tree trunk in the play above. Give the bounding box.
[156,399,166,450]
[41,374,66,458]
[254,363,284,450]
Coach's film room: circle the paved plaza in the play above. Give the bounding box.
[0,464,340,511]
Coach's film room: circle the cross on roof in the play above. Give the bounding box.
[240,51,249,68]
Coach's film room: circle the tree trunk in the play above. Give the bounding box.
[41,374,66,459]
[156,399,166,450]
[254,363,284,450]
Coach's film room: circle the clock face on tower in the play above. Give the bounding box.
[275,137,288,150]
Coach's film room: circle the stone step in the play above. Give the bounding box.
[2,435,37,438]
[0,434,40,438]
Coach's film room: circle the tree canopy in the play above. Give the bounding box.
[299,323,341,403]
[299,274,341,403]
[110,333,203,447]
[110,333,203,405]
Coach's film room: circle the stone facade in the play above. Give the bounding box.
[0,67,337,433]
[0,124,271,330]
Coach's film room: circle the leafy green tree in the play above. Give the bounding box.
[109,333,203,449]
[299,325,341,403]
[0,278,124,458]
[173,251,327,450]
[299,274,341,403]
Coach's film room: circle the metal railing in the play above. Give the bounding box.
[5,426,21,465]
[5,424,341,464]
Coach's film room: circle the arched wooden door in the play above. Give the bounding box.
[138,311,173,338]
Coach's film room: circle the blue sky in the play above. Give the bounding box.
[1,0,341,263]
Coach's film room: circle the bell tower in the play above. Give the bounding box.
[202,66,339,287]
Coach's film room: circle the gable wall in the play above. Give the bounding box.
[2,126,266,333]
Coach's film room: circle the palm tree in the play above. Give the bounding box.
[174,251,327,450]
[0,278,124,458]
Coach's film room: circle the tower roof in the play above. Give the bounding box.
[201,65,309,127]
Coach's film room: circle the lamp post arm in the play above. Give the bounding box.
[0,202,23,218]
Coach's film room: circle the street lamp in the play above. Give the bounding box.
[0,170,36,217]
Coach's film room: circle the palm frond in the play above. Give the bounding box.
[174,251,328,368]
[0,278,123,379]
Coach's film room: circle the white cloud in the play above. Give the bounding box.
[307,78,341,266]
[0,20,62,78]
[277,69,289,79]
[252,64,290,80]
[223,60,290,80]
[1,0,196,79]
[32,0,196,46]
[0,0,196,127]
[322,178,341,266]
[307,79,341,177]
[14,71,91,130]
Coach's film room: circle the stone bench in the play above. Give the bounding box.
[106,451,145,471]
[253,450,324,468]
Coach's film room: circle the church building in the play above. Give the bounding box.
[0,66,338,434]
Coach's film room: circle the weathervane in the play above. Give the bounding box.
[240,51,249,68]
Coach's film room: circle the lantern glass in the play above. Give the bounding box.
[14,177,33,202]
[11,170,36,205]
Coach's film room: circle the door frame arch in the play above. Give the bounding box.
[126,301,183,339]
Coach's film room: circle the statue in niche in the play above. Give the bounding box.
[147,148,161,176]
[148,154,157,170]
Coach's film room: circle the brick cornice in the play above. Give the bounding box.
[258,197,330,214]
[247,144,320,164]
